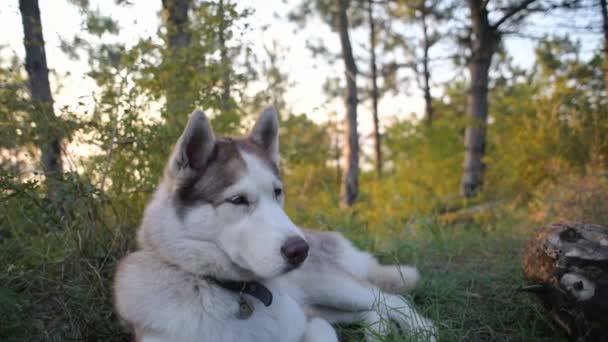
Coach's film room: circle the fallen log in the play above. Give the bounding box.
[439,200,505,224]
[522,222,608,341]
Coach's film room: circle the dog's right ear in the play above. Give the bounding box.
[168,110,215,178]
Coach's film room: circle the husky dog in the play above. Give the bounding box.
[114,107,436,342]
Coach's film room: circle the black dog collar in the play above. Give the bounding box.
[207,277,273,307]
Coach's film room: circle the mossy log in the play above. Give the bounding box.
[522,222,608,341]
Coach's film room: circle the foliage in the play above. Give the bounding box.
[0,170,133,341]
[0,53,32,175]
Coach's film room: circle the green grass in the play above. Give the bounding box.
[0,206,565,341]
[413,238,561,342]
[336,217,565,342]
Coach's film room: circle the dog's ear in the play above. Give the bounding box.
[250,106,279,164]
[169,109,215,177]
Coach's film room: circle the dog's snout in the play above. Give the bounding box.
[281,237,309,266]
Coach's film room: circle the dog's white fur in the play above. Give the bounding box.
[114,108,436,341]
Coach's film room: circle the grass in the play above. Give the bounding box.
[413,236,561,342]
[334,214,565,342]
[0,191,565,341]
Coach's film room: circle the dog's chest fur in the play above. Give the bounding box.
[114,251,307,342]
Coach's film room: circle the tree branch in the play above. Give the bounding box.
[492,0,537,29]
[494,0,584,29]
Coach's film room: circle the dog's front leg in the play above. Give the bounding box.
[301,317,338,342]
[304,270,436,341]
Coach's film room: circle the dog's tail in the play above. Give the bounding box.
[367,263,421,293]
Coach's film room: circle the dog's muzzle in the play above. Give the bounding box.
[281,236,309,267]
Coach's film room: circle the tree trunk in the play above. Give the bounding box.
[600,0,608,92]
[460,0,498,198]
[218,0,231,112]
[19,0,63,180]
[163,0,190,48]
[461,53,493,197]
[367,0,382,176]
[421,5,433,126]
[162,0,191,132]
[337,0,359,207]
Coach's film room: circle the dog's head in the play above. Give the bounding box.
[138,107,308,280]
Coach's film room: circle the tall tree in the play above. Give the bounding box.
[337,0,360,206]
[161,0,192,132]
[460,0,500,198]
[600,0,608,91]
[218,0,231,112]
[19,0,63,185]
[367,0,382,175]
[384,0,450,126]
[289,0,367,205]
[163,0,191,55]
[416,0,438,126]
[420,2,433,125]
[460,0,578,198]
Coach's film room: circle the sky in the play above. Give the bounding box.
[1,0,603,148]
[2,1,346,120]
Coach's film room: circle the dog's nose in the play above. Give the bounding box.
[281,237,309,266]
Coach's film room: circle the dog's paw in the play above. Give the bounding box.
[302,317,338,342]
[370,264,421,293]
[382,295,437,342]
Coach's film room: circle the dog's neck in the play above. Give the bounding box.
[205,277,273,307]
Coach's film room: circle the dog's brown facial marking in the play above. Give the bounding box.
[174,137,280,212]
[175,138,245,209]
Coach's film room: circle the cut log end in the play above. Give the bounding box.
[522,222,608,341]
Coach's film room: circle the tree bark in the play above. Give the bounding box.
[460,0,499,198]
[421,3,433,126]
[163,0,191,50]
[162,0,192,132]
[218,0,231,112]
[367,0,382,176]
[337,0,359,207]
[19,0,63,180]
[600,0,608,92]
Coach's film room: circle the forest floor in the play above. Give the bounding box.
[0,212,567,342]
[337,216,565,342]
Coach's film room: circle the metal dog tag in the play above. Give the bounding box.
[237,295,253,320]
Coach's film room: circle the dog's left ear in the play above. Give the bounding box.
[250,106,280,165]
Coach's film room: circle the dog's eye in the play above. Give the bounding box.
[227,195,249,206]
[274,188,283,198]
